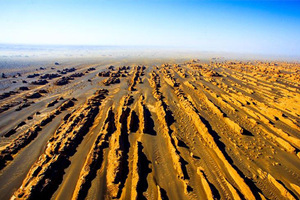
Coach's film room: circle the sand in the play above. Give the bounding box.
[0,58,300,200]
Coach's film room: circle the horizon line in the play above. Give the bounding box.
[0,43,300,61]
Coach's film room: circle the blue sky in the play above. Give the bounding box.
[0,0,300,56]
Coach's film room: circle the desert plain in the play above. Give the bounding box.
[0,56,300,200]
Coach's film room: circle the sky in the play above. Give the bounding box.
[0,0,300,56]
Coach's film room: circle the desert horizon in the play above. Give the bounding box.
[0,0,300,199]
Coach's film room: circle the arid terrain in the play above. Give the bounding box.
[0,58,300,200]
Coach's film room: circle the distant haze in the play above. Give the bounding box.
[0,0,300,57]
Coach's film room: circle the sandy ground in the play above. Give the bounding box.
[0,58,300,200]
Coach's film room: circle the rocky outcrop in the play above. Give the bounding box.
[150,72,192,194]
[102,77,120,86]
[11,89,108,199]
[106,95,131,198]
[129,66,145,91]
[26,92,42,99]
[0,99,75,170]
[131,141,151,200]
[174,86,255,200]
[72,107,116,200]
[54,77,70,85]
[0,91,18,100]
[40,73,61,80]
[31,79,48,85]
